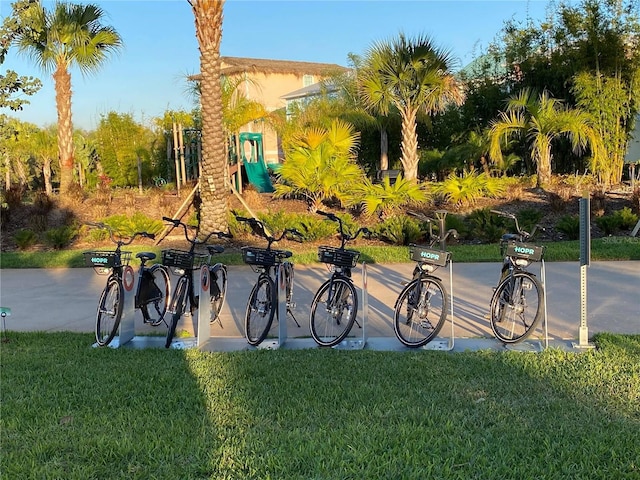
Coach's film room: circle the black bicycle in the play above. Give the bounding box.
[236,215,302,346]
[84,223,170,347]
[393,212,458,348]
[162,217,231,348]
[489,210,545,344]
[310,211,369,347]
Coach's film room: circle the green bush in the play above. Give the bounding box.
[516,208,544,234]
[44,225,77,250]
[102,212,163,237]
[433,171,505,207]
[373,216,423,246]
[467,208,507,242]
[556,215,580,240]
[14,229,38,250]
[612,207,638,230]
[595,215,622,236]
[348,175,428,218]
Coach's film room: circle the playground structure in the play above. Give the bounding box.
[167,124,277,196]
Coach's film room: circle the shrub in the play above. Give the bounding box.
[612,207,638,230]
[102,212,163,237]
[348,175,428,218]
[595,215,621,236]
[44,225,77,250]
[556,215,580,240]
[374,216,423,246]
[14,229,38,250]
[467,208,507,242]
[294,215,338,242]
[33,192,55,214]
[433,171,505,207]
[4,184,24,208]
[516,208,543,235]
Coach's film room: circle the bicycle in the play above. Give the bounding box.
[161,217,232,348]
[489,210,545,344]
[83,223,171,347]
[309,211,370,347]
[393,212,458,348]
[235,215,302,346]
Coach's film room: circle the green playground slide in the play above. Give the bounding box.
[243,160,274,193]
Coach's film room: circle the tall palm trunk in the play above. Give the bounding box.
[400,107,419,180]
[53,65,75,193]
[192,0,227,233]
[379,128,389,171]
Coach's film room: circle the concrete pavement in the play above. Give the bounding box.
[1,261,638,351]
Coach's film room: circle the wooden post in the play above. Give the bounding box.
[172,122,181,196]
[137,153,143,194]
[179,124,187,185]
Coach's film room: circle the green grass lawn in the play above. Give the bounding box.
[1,236,639,269]
[1,332,638,479]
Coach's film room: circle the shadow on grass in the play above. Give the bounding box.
[2,332,639,478]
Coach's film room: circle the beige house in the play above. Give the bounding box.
[221,56,347,164]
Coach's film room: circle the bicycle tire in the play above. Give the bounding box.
[490,271,543,344]
[209,264,228,323]
[283,262,294,305]
[393,276,448,348]
[310,277,358,347]
[165,277,187,348]
[244,276,276,346]
[147,264,170,326]
[95,277,124,347]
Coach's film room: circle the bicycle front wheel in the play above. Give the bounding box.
[166,277,187,348]
[490,271,543,344]
[245,276,276,346]
[96,277,124,347]
[310,277,358,347]
[148,264,170,326]
[393,277,448,348]
[209,264,228,323]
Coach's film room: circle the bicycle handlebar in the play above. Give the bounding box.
[317,210,369,248]
[235,215,301,248]
[490,210,543,240]
[162,217,233,249]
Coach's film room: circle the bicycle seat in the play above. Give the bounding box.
[274,250,292,259]
[501,233,521,242]
[207,245,225,255]
[136,252,157,263]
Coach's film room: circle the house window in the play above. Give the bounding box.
[303,75,314,87]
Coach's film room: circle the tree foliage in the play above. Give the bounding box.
[359,32,465,181]
[275,119,365,211]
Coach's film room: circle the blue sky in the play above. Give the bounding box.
[1,0,551,130]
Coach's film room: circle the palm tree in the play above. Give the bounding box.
[489,88,603,187]
[275,119,365,212]
[13,2,122,196]
[188,0,227,232]
[359,32,465,181]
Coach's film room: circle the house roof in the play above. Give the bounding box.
[281,81,339,101]
[220,56,347,76]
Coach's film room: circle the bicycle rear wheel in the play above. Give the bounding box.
[490,271,543,344]
[209,264,228,323]
[245,276,276,346]
[166,277,187,348]
[309,277,357,347]
[95,277,124,347]
[147,264,170,326]
[393,276,448,348]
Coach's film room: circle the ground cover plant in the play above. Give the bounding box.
[1,332,638,479]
